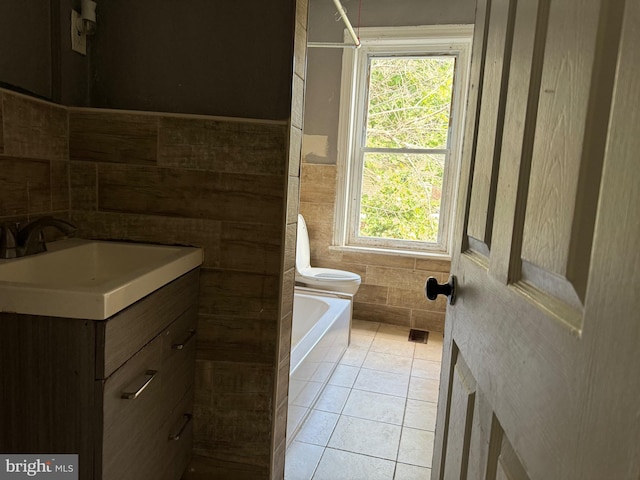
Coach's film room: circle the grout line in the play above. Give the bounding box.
[309,444,326,480]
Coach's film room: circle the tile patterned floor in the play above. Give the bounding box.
[285,320,443,480]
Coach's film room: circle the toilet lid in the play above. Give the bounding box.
[296,214,311,271]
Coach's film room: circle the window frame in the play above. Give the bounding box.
[334,25,473,257]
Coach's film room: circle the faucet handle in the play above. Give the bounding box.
[0,223,18,259]
[36,230,46,252]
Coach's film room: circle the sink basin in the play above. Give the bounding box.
[0,238,203,320]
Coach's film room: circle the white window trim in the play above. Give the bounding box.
[334,25,473,257]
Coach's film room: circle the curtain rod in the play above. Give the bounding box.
[307,0,360,48]
[307,42,359,49]
[307,0,361,49]
[332,0,361,48]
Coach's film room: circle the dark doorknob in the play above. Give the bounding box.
[425,275,457,305]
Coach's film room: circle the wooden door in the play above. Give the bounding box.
[432,0,640,478]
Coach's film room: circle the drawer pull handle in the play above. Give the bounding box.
[121,370,158,399]
[172,330,196,350]
[169,414,193,441]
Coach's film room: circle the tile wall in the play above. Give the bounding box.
[67,107,288,477]
[0,90,69,224]
[272,0,309,477]
[299,163,450,332]
[0,85,301,478]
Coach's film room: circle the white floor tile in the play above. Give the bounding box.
[328,416,401,461]
[285,441,325,480]
[411,359,441,380]
[413,343,443,362]
[314,385,351,414]
[363,351,412,376]
[403,399,437,431]
[376,324,411,340]
[295,410,340,446]
[427,332,444,344]
[342,389,406,425]
[397,428,434,468]
[288,322,443,479]
[313,448,395,480]
[340,347,368,367]
[354,368,410,398]
[370,337,416,358]
[350,333,375,350]
[328,364,360,388]
[408,377,440,403]
[394,462,431,480]
[352,320,380,337]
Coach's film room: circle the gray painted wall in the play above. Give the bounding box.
[0,0,52,98]
[0,0,89,104]
[304,0,477,163]
[90,0,295,119]
[0,0,295,120]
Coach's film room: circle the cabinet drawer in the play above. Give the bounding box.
[161,305,198,408]
[97,269,199,379]
[162,303,198,360]
[99,334,166,480]
[153,388,195,480]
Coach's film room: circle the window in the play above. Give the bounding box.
[335,26,472,256]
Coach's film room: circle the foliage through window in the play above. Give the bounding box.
[361,56,455,243]
[336,26,472,254]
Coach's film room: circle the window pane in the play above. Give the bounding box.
[359,152,444,243]
[365,56,455,150]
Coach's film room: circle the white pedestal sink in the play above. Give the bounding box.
[0,238,203,320]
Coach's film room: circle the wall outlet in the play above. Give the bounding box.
[71,10,86,55]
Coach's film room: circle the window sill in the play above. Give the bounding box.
[328,244,451,261]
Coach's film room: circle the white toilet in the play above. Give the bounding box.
[295,214,361,295]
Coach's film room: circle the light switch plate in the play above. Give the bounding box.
[71,10,86,55]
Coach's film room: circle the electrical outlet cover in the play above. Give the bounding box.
[71,10,87,55]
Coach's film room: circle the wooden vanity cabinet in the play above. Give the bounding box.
[0,269,199,480]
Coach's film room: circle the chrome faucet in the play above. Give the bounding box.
[13,217,77,257]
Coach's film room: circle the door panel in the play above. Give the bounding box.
[494,434,529,480]
[432,0,638,478]
[466,0,516,248]
[487,0,546,284]
[457,0,488,252]
[442,350,476,479]
[521,0,616,308]
[575,1,640,474]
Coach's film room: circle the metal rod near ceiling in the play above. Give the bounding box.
[308,0,362,49]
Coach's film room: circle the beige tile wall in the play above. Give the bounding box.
[0,87,297,478]
[271,0,309,478]
[299,162,450,333]
[0,89,69,224]
[66,107,288,477]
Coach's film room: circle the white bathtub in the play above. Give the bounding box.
[287,288,352,445]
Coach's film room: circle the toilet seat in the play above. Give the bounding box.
[296,268,361,294]
[297,267,360,282]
